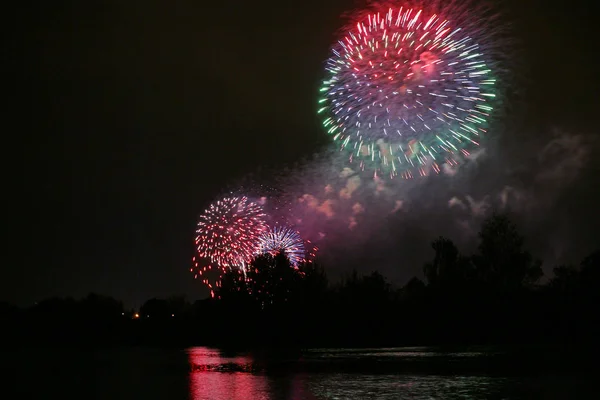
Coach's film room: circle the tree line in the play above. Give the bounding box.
[2,214,598,348]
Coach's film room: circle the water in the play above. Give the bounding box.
[5,347,593,399]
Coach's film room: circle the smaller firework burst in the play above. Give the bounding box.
[195,196,268,269]
[258,225,316,266]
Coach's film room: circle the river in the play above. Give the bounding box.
[5,346,593,399]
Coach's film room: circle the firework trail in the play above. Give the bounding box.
[319,2,497,178]
[190,256,233,298]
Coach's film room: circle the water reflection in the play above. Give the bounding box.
[188,348,265,399]
[188,348,319,400]
[5,346,591,399]
[187,347,593,400]
[308,374,505,399]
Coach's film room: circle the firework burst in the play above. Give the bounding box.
[258,226,317,266]
[195,196,268,268]
[319,2,497,178]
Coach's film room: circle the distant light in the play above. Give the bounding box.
[171,314,175,317]
[133,313,140,319]
[121,312,124,316]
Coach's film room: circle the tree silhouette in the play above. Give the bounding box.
[296,262,328,305]
[3,219,598,348]
[424,237,457,286]
[578,249,600,309]
[404,276,426,295]
[245,251,301,309]
[423,237,474,288]
[474,214,543,290]
[140,298,170,319]
[549,265,579,293]
[218,269,248,300]
[580,250,600,288]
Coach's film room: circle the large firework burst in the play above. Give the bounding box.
[195,196,268,268]
[319,3,496,178]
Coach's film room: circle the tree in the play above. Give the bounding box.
[218,269,248,300]
[361,271,391,304]
[246,252,300,309]
[474,214,543,290]
[140,298,170,319]
[404,276,426,295]
[580,250,600,284]
[579,249,600,301]
[423,237,473,287]
[80,293,124,320]
[297,262,328,303]
[549,265,579,293]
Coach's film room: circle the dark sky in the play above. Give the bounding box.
[4,0,598,307]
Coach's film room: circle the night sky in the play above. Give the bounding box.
[4,0,598,307]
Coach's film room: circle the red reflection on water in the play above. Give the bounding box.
[188,348,269,400]
[187,347,321,400]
